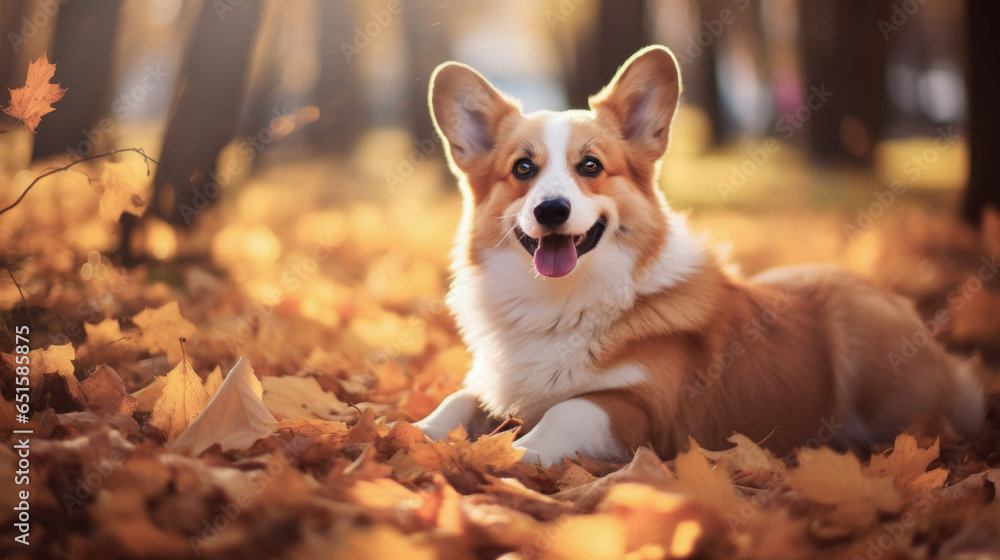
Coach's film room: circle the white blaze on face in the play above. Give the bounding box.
[517,111,602,239]
[516,111,605,278]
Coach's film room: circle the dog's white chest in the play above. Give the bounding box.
[449,253,644,424]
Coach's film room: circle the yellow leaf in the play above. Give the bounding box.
[261,375,354,422]
[98,163,150,222]
[170,357,277,455]
[132,302,198,363]
[787,447,905,530]
[2,52,65,132]
[457,431,525,472]
[149,358,210,439]
[3,343,83,405]
[673,439,742,514]
[868,433,949,492]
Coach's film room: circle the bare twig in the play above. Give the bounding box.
[0,147,162,218]
[0,257,34,331]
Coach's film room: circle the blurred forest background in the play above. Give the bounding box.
[1,0,999,360]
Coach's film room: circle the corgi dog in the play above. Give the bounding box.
[416,45,984,466]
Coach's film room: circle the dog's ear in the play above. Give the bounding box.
[429,63,520,176]
[590,46,681,160]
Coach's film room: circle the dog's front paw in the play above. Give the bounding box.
[513,442,563,468]
[414,419,449,442]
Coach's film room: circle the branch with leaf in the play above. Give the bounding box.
[1,53,164,309]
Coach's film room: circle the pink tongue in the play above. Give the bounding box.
[533,235,577,278]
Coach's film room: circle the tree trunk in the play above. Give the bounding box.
[307,1,366,153]
[962,0,1000,227]
[152,0,262,226]
[31,0,124,160]
[567,0,650,109]
[403,0,451,144]
[799,0,889,167]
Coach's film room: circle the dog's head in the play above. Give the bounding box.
[430,46,681,281]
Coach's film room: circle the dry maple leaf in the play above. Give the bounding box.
[170,357,277,456]
[98,163,150,222]
[261,375,355,422]
[787,447,905,530]
[132,302,198,363]
[2,52,66,132]
[868,433,949,492]
[671,439,744,515]
[81,364,137,416]
[149,357,210,439]
[3,343,84,406]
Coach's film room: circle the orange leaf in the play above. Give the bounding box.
[867,433,949,492]
[3,52,66,132]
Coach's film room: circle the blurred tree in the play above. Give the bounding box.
[403,0,451,143]
[799,0,889,167]
[962,0,1000,227]
[152,0,262,226]
[306,1,366,153]
[0,1,27,129]
[566,0,650,108]
[31,0,124,160]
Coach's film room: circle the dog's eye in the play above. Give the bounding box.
[578,156,603,177]
[513,158,536,180]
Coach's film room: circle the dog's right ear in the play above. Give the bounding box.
[429,63,520,177]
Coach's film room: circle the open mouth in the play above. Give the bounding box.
[515,216,607,278]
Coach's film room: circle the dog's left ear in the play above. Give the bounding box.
[590,46,681,160]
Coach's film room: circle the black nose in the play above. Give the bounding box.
[534,198,571,228]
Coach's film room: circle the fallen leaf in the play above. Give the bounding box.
[132,302,198,363]
[81,364,137,415]
[2,52,66,132]
[555,447,674,511]
[868,433,949,492]
[787,447,905,530]
[170,357,277,455]
[672,439,743,514]
[131,376,166,413]
[276,417,349,438]
[2,343,84,407]
[261,375,354,421]
[149,358,210,439]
